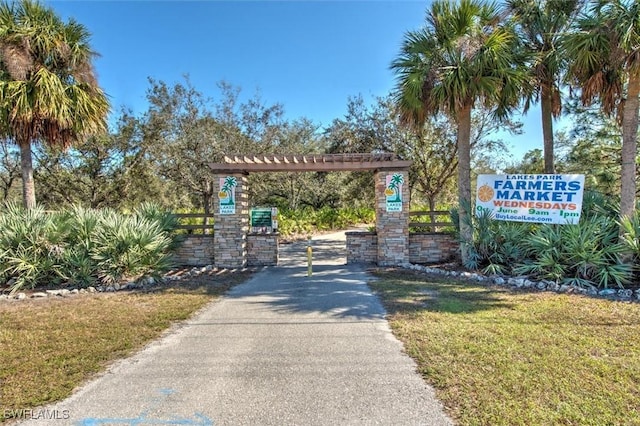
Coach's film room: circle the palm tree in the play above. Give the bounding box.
[564,0,640,221]
[0,0,109,209]
[387,173,404,202]
[220,176,237,206]
[391,0,528,264]
[506,0,583,173]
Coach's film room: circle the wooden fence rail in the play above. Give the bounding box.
[173,213,215,233]
[172,211,452,233]
[409,210,453,232]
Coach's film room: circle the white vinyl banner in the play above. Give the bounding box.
[475,174,586,224]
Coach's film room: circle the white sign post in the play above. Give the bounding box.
[475,174,586,224]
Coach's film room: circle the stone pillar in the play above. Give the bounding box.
[213,173,249,268]
[247,233,279,266]
[375,170,410,266]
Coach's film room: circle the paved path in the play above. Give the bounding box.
[20,232,452,426]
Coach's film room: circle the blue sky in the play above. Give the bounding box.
[46,0,550,161]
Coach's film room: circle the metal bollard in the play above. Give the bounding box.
[307,237,312,277]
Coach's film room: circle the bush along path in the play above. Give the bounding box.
[453,192,640,291]
[0,203,178,296]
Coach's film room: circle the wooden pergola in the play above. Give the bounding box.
[210,153,411,173]
[210,153,412,268]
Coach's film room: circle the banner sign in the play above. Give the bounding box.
[476,174,585,224]
[218,176,237,215]
[385,173,405,212]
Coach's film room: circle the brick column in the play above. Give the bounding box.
[375,170,410,266]
[214,173,249,268]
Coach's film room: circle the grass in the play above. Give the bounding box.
[370,270,640,426]
[0,270,252,422]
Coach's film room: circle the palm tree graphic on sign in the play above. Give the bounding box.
[218,176,237,206]
[385,173,404,202]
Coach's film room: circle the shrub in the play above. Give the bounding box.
[277,207,374,238]
[0,203,67,293]
[91,210,174,284]
[457,191,632,289]
[619,211,640,280]
[514,216,630,288]
[134,202,179,235]
[458,205,530,275]
[58,206,101,287]
[0,203,177,293]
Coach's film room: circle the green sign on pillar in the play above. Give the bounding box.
[250,207,278,233]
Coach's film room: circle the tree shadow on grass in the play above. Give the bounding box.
[152,269,255,297]
[370,270,515,315]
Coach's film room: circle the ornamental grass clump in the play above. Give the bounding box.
[0,203,67,293]
[459,191,633,289]
[91,209,174,284]
[0,203,176,294]
[619,211,640,281]
[514,215,631,288]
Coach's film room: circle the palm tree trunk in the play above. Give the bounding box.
[541,85,555,174]
[456,104,473,265]
[619,72,640,221]
[19,140,36,209]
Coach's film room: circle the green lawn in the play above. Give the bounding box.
[370,270,640,426]
[0,270,252,422]
[3,267,639,425]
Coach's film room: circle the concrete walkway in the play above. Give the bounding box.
[20,232,452,426]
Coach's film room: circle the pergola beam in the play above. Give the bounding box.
[210,154,411,173]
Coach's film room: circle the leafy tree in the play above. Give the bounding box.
[143,78,286,219]
[144,79,233,221]
[395,106,520,211]
[109,111,185,209]
[391,0,528,263]
[0,0,109,208]
[249,117,332,210]
[504,148,545,175]
[564,0,640,221]
[33,114,177,210]
[0,138,19,201]
[323,95,518,213]
[506,0,582,173]
[322,96,382,207]
[559,101,638,197]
